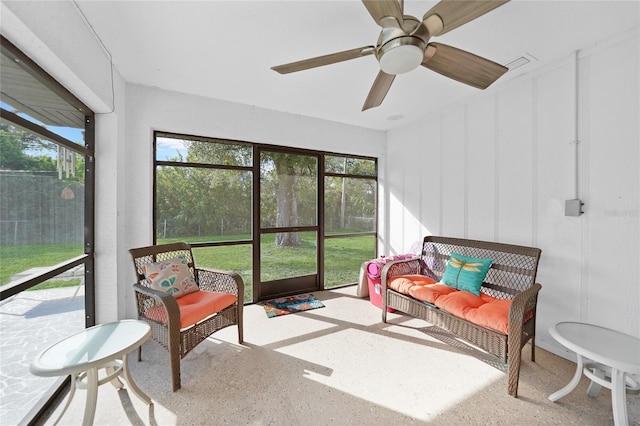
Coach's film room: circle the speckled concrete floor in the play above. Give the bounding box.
[38,286,639,425]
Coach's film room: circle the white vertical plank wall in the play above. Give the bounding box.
[441,107,466,238]
[497,81,534,246]
[385,30,640,355]
[467,95,497,242]
[582,35,639,332]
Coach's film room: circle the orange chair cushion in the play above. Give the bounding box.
[146,290,237,329]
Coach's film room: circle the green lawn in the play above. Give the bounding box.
[0,244,84,286]
[1,234,376,301]
[324,236,375,286]
[160,233,374,287]
[29,278,82,291]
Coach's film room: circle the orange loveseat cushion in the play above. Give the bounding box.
[388,274,458,304]
[388,274,437,294]
[145,290,237,329]
[388,274,513,334]
[435,291,511,334]
[463,294,512,334]
[409,283,457,304]
[387,275,458,305]
[433,290,486,318]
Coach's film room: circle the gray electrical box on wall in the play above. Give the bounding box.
[565,199,584,216]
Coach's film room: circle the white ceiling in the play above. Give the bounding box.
[74,0,639,131]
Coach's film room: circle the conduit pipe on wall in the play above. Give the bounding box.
[565,50,584,216]
[573,50,579,199]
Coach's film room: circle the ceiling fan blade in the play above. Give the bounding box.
[422,43,507,89]
[272,46,375,74]
[423,0,509,36]
[362,71,396,111]
[362,0,404,27]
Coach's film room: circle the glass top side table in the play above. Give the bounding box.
[548,322,640,426]
[30,319,152,425]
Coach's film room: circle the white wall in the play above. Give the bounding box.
[386,29,640,358]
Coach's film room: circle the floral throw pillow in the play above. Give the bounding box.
[142,256,198,298]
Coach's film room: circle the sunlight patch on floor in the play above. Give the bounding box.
[278,327,503,422]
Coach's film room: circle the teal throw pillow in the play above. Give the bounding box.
[441,252,492,296]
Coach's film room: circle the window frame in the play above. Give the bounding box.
[153,131,378,302]
[0,35,96,425]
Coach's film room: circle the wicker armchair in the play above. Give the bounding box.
[129,242,244,391]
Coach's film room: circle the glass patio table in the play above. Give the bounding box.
[548,321,640,426]
[30,319,152,425]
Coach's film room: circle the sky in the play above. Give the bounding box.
[1,100,84,151]
[156,136,188,161]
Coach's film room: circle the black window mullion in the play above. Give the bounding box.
[0,108,91,157]
[156,160,251,172]
[153,131,378,300]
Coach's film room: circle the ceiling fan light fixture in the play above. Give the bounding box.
[378,37,425,75]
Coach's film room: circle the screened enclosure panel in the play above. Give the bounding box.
[259,231,317,282]
[156,135,252,166]
[259,152,317,228]
[324,176,376,235]
[155,166,252,242]
[191,245,253,303]
[324,235,376,288]
[325,155,376,176]
[0,127,85,285]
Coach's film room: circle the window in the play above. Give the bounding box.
[155,132,254,300]
[0,36,95,425]
[154,133,377,302]
[324,155,377,288]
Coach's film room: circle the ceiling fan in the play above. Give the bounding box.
[272,0,510,111]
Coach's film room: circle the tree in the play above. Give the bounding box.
[0,123,57,171]
[273,154,300,246]
[156,137,375,247]
[0,123,86,245]
[156,139,253,239]
[264,152,316,247]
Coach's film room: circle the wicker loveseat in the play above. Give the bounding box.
[380,236,542,397]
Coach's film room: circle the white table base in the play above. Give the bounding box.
[53,355,151,426]
[549,354,640,426]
